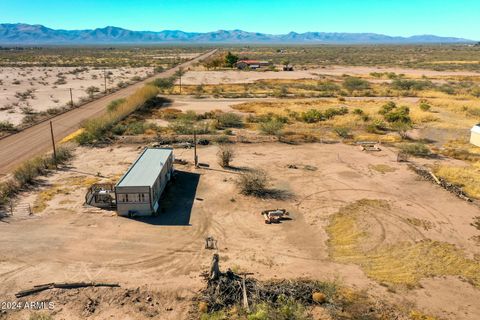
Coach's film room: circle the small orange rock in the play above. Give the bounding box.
[198,301,208,313]
[312,292,326,303]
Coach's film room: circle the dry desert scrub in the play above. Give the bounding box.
[217,145,234,168]
[326,199,480,288]
[0,145,74,206]
[434,162,480,198]
[32,176,99,213]
[76,84,159,144]
[237,169,269,196]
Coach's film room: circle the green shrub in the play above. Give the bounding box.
[384,106,411,123]
[259,119,285,135]
[195,85,204,98]
[152,77,175,90]
[215,112,243,128]
[437,84,455,95]
[0,180,19,206]
[399,143,431,157]
[324,107,348,119]
[274,86,289,98]
[419,102,431,112]
[248,296,308,320]
[29,313,54,320]
[169,120,212,135]
[391,79,432,91]
[353,108,364,115]
[111,124,127,135]
[179,110,200,122]
[12,146,73,187]
[106,98,126,112]
[366,119,387,134]
[470,87,480,98]
[225,51,239,68]
[86,86,100,97]
[300,107,348,123]
[334,127,352,139]
[125,121,146,135]
[379,101,397,115]
[343,77,370,92]
[0,121,16,132]
[301,109,323,123]
[391,121,413,139]
[317,81,340,92]
[76,85,159,144]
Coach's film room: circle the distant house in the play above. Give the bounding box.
[115,148,174,217]
[235,60,271,70]
[471,124,480,147]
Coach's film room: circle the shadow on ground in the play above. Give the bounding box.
[135,170,200,226]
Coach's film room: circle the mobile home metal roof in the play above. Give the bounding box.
[116,148,173,188]
[471,124,480,134]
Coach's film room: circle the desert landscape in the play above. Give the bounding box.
[0,42,480,320]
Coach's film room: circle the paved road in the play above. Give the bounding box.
[0,49,217,174]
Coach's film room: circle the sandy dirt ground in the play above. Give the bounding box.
[181,66,480,85]
[165,95,276,112]
[163,95,420,113]
[0,67,153,125]
[1,142,479,319]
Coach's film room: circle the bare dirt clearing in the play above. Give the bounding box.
[182,66,480,85]
[1,142,479,319]
[0,66,153,125]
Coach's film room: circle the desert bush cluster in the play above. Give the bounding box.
[76,85,159,144]
[0,146,74,206]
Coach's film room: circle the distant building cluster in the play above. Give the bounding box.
[235,60,271,70]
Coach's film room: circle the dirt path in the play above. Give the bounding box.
[0,49,217,175]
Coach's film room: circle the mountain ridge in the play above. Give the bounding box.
[0,23,474,44]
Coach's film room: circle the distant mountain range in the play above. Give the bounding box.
[0,23,474,44]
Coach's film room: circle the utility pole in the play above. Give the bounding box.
[179,67,183,95]
[193,128,198,167]
[104,69,107,94]
[69,88,74,107]
[49,121,57,169]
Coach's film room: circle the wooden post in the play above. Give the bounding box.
[193,128,198,167]
[242,275,249,311]
[69,88,74,107]
[49,121,57,169]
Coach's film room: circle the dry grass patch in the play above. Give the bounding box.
[326,199,480,288]
[434,162,480,198]
[32,176,100,213]
[368,164,397,174]
[405,218,434,231]
[33,185,66,213]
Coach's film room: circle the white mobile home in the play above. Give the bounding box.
[115,148,174,217]
[471,124,480,147]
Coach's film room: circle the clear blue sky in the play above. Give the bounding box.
[1,0,478,40]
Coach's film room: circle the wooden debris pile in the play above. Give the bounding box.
[200,275,335,312]
[199,255,334,312]
[408,163,471,202]
[15,282,120,298]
